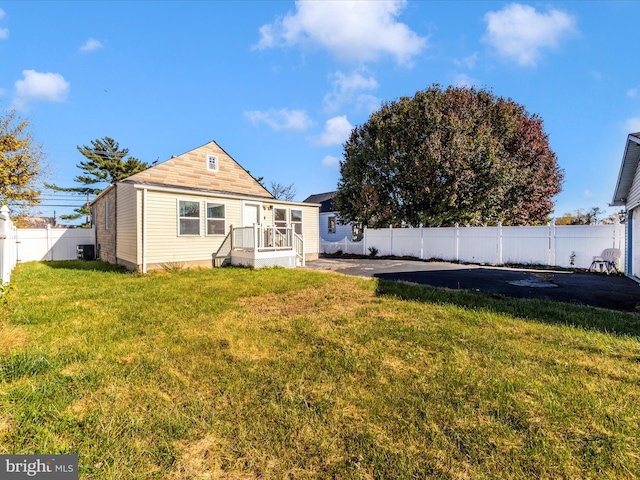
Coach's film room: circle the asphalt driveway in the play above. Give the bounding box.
[304,256,640,312]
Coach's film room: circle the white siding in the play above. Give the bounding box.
[627,160,640,207]
[632,207,640,276]
[319,212,353,242]
[144,190,242,265]
[116,183,138,265]
[301,204,319,258]
[126,189,321,267]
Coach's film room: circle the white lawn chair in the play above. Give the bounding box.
[589,248,621,274]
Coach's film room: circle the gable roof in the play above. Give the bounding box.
[303,191,336,213]
[612,133,640,206]
[125,140,274,199]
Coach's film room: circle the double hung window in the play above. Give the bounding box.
[291,209,303,234]
[274,208,287,232]
[207,203,225,235]
[178,200,200,235]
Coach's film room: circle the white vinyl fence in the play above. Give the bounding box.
[0,206,18,284]
[321,222,626,271]
[0,209,95,284]
[16,227,95,262]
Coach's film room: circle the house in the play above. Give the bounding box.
[611,132,640,277]
[91,140,320,272]
[303,191,361,242]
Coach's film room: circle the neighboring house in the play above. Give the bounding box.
[611,132,640,277]
[303,191,361,242]
[91,140,320,271]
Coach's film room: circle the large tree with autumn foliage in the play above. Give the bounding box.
[0,110,44,211]
[334,85,564,228]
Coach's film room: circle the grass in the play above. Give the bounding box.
[1,260,639,479]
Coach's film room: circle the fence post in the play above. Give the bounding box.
[454,223,459,262]
[389,225,393,256]
[363,226,367,256]
[548,220,556,267]
[0,205,10,284]
[420,225,424,260]
[46,224,53,261]
[497,222,503,265]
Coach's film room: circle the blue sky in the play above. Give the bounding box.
[0,0,638,222]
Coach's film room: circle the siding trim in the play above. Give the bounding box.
[131,183,319,208]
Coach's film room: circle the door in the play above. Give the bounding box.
[243,203,260,227]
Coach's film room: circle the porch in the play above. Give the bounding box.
[214,224,305,268]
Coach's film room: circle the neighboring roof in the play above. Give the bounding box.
[612,132,640,206]
[303,191,337,213]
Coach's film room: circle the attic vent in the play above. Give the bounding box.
[207,155,219,172]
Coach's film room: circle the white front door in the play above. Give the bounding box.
[243,203,260,227]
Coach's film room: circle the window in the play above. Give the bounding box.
[178,200,200,235]
[207,155,218,172]
[352,224,363,242]
[328,216,336,234]
[206,203,225,235]
[274,208,287,232]
[291,209,302,234]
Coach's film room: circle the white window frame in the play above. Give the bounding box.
[177,199,201,236]
[328,215,336,234]
[207,154,219,172]
[291,209,303,235]
[206,202,226,236]
[274,207,288,232]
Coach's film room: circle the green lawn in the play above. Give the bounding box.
[1,261,639,479]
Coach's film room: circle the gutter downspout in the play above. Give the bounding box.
[142,187,148,274]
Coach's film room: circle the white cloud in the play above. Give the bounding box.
[354,94,382,115]
[322,155,341,169]
[625,117,640,133]
[453,52,479,69]
[0,8,7,40]
[453,73,477,88]
[483,3,577,67]
[79,38,103,53]
[254,0,427,65]
[12,70,70,110]
[628,86,640,99]
[582,189,594,199]
[312,115,353,147]
[244,108,315,131]
[323,70,379,112]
